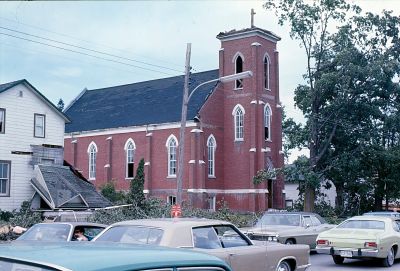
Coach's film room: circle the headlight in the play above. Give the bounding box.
[267,235,279,242]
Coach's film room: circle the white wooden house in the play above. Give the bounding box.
[0,80,69,211]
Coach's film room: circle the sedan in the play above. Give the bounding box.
[0,241,232,271]
[316,216,400,267]
[16,222,106,241]
[243,212,335,248]
[93,218,311,271]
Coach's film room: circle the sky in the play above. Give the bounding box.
[1,0,399,161]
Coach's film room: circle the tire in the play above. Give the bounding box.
[285,239,296,245]
[276,260,292,271]
[332,255,344,265]
[382,247,395,267]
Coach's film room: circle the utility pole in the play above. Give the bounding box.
[176,43,191,206]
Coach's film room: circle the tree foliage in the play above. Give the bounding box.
[57,98,65,111]
[264,0,400,212]
[128,158,146,208]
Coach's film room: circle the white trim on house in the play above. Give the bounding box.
[65,121,197,138]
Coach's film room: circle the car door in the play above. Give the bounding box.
[300,215,319,247]
[192,225,266,271]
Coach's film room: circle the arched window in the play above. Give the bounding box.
[264,105,272,140]
[232,105,245,141]
[124,139,136,179]
[207,135,216,177]
[235,55,244,89]
[87,142,97,180]
[166,135,178,176]
[264,54,270,90]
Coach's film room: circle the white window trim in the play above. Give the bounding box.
[87,142,98,180]
[0,161,10,197]
[124,138,136,179]
[166,135,178,177]
[207,134,217,178]
[208,196,216,211]
[263,53,271,91]
[34,113,45,138]
[0,108,5,134]
[232,104,245,141]
[264,104,272,141]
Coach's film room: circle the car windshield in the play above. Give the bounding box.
[256,214,301,226]
[95,225,163,245]
[338,220,385,230]
[17,224,71,241]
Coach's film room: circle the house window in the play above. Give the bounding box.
[0,161,10,196]
[88,142,97,180]
[34,114,45,138]
[235,55,244,89]
[168,195,177,206]
[233,105,244,141]
[167,136,178,177]
[285,200,294,208]
[207,135,216,177]
[0,108,5,134]
[264,105,271,140]
[264,55,270,90]
[125,139,136,179]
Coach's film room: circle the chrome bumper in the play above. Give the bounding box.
[297,263,312,271]
[316,246,379,257]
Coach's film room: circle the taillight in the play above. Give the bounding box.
[364,242,377,248]
[317,239,329,246]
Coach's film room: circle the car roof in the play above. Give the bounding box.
[348,215,397,221]
[111,218,233,228]
[33,222,107,227]
[261,212,316,215]
[0,242,230,271]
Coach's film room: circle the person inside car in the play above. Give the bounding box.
[73,226,88,241]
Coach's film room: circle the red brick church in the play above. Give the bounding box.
[64,25,284,212]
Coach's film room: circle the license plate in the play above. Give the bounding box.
[340,250,352,257]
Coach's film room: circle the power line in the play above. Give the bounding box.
[0,16,184,69]
[0,32,178,76]
[0,26,183,74]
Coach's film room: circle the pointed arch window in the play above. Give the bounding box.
[235,55,244,89]
[233,105,245,141]
[166,136,178,177]
[87,142,97,180]
[207,135,216,177]
[264,105,272,140]
[125,139,136,179]
[264,55,270,90]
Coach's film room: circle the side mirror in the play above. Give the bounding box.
[305,224,310,228]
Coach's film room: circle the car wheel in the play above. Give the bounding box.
[332,255,344,264]
[285,239,295,245]
[276,260,291,271]
[382,247,395,267]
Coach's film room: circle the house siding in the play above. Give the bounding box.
[0,83,65,211]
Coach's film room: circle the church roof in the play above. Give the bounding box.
[217,27,281,42]
[65,69,219,133]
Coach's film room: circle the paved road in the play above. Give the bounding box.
[310,253,400,270]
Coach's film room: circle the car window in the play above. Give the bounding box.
[303,216,313,227]
[81,226,104,240]
[17,224,71,241]
[256,214,300,226]
[193,227,222,249]
[310,216,321,226]
[95,225,163,245]
[338,220,385,230]
[214,225,250,248]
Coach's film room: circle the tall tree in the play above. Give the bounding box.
[265,0,400,212]
[128,159,146,208]
[57,98,65,111]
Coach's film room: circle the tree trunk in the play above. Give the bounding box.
[304,187,315,212]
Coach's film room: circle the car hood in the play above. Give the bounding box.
[245,225,299,235]
[319,228,384,240]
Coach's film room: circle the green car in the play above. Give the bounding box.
[0,241,232,271]
[316,215,400,267]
